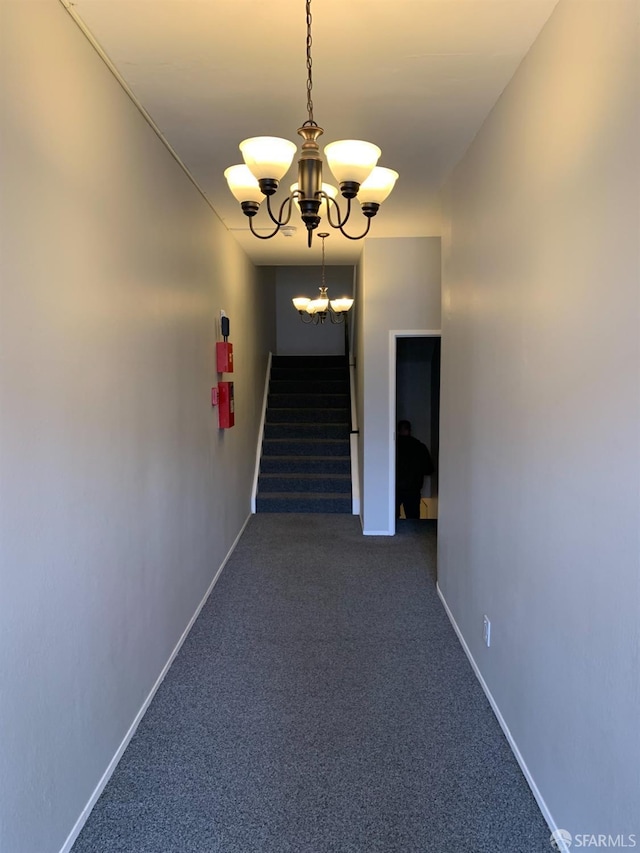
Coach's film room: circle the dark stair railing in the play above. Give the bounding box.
[256,355,352,513]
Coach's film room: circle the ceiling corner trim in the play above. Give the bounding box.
[57,0,225,227]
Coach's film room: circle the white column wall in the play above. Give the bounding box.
[358,237,441,534]
[0,4,275,851]
[354,262,366,520]
[438,0,639,836]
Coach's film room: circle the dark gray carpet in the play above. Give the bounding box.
[72,515,550,853]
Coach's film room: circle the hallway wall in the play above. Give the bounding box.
[0,3,275,852]
[438,0,639,837]
[356,237,441,534]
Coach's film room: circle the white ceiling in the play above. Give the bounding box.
[68,0,559,266]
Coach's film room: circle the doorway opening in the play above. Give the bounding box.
[388,331,441,535]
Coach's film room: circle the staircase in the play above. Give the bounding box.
[256,355,352,513]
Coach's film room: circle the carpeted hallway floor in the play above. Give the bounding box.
[72,515,551,853]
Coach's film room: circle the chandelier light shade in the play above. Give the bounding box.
[239,137,297,182]
[358,167,400,207]
[223,165,263,204]
[223,0,398,247]
[323,140,381,186]
[330,297,354,313]
[292,233,353,324]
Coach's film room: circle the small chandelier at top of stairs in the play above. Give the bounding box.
[292,233,353,325]
[223,0,399,248]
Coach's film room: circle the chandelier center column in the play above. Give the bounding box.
[297,124,324,246]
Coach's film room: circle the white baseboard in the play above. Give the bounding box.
[59,514,252,853]
[436,582,567,851]
[362,529,393,536]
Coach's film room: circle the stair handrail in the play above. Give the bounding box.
[349,357,360,515]
[348,272,361,516]
[349,358,358,434]
[251,351,272,513]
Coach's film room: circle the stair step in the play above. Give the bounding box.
[258,473,352,493]
[260,455,351,474]
[262,438,350,457]
[270,380,349,394]
[271,367,348,381]
[267,408,348,424]
[272,355,347,368]
[255,492,352,514]
[268,393,349,409]
[264,422,350,440]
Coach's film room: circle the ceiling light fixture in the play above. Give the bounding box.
[224,0,398,248]
[292,233,353,324]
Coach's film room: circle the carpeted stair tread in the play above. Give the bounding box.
[256,493,351,514]
[270,380,349,393]
[268,393,349,407]
[266,408,349,424]
[270,367,348,380]
[257,491,351,499]
[260,472,350,480]
[266,407,348,413]
[259,456,350,475]
[262,438,350,457]
[266,418,349,423]
[257,492,351,512]
[271,354,347,366]
[258,473,351,493]
[263,454,350,461]
[264,422,350,439]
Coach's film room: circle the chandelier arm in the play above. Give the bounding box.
[248,217,282,240]
[300,313,314,324]
[265,193,296,227]
[337,216,373,241]
[322,193,351,229]
[329,312,345,325]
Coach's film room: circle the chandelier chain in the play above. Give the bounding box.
[304,0,316,127]
[321,234,326,288]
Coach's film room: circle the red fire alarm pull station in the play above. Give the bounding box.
[215,313,234,427]
[216,341,233,373]
[218,381,234,429]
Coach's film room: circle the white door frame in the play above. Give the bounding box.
[388,329,442,535]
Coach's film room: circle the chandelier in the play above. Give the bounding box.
[292,233,353,324]
[223,0,398,248]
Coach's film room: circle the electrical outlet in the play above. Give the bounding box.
[483,615,491,648]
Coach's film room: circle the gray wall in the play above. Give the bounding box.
[357,237,441,534]
[0,3,275,851]
[438,0,639,836]
[275,265,353,355]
